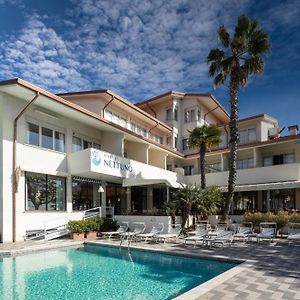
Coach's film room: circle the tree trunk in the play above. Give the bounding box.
[199,143,206,189]
[222,66,239,221]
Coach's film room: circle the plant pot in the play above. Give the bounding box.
[86,231,98,239]
[70,232,85,240]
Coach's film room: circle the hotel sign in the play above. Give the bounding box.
[91,149,133,177]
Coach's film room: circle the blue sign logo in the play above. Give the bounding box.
[92,150,101,166]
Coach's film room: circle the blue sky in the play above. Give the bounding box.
[0,0,299,131]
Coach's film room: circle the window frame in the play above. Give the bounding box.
[26,121,66,153]
[25,171,66,211]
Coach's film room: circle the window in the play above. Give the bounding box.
[197,109,201,122]
[26,122,65,152]
[166,164,172,171]
[26,172,66,211]
[182,138,189,151]
[27,123,39,146]
[184,109,196,123]
[205,162,221,173]
[130,122,147,137]
[72,177,101,211]
[263,153,295,166]
[237,158,254,169]
[167,137,172,147]
[72,135,101,152]
[166,109,172,121]
[174,107,178,121]
[183,165,194,175]
[239,128,257,144]
[149,132,163,144]
[174,137,178,148]
[105,110,127,128]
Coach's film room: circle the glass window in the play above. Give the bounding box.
[263,189,295,212]
[41,127,53,149]
[232,191,258,214]
[105,110,113,122]
[167,137,172,147]
[263,156,273,166]
[83,140,92,149]
[183,165,194,175]
[166,109,172,121]
[120,117,127,128]
[27,123,39,146]
[184,109,196,123]
[93,143,101,150]
[197,109,201,121]
[26,172,66,211]
[174,137,178,148]
[47,175,66,210]
[182,139,188,151]
[248,128,257,142]
[239,130,247,144]
[174,107,178,121]
[55,131,65,152]
[72,136,82,152]
[284,153,295,164]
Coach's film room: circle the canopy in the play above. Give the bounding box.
[219,180,300,192]
[122,178,183,188]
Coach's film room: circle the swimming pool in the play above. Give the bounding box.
[0,244,237,299]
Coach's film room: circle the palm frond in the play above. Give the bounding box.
[243,56,264,75]
[218,25,230,48]
[249,30,270,55]
[235,15,251,37]
[214,71,227,87]
[207,48,225,63]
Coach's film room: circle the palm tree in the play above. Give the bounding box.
[188,124,222,189]
[207,15,270,221]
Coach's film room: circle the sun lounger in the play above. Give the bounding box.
[155,224,181,243]
[120,222,146,244]
[211,231,235,247]
[287,223,300,243]
[234,222,253,242]
[257,222,276,242]
[136,223,164,243]
[184,228,209,247]
[101,222,129,239]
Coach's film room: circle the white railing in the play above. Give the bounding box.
[83,206,114,220]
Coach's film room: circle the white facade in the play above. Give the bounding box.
[0,79,300,243]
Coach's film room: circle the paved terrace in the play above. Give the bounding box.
[0,238,299,299]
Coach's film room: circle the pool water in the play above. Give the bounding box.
[0,245,237,299]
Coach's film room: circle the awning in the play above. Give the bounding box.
[219,180,300,192]
[122,178,183,188]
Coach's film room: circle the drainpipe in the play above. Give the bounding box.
[102,94,114,117]
[12,91,39,242]
[204,104,219,122]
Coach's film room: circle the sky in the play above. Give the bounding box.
[0,0,299,131]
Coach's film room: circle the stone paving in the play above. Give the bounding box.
[0,237,300,299]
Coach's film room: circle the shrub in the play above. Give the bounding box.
[68,220,87,233]
[243,212,264,230]
[100,218,117,231]
[289,212,300,223]
[274,211,289,231]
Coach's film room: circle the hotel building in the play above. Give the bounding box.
[0,78,299,243]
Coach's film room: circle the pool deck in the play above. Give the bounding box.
[1,238,299,299]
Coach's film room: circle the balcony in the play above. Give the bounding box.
[67,148,181,187]
[185,163,300,187]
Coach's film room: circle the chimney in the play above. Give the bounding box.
[288,125,298,135]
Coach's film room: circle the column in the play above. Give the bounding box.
[266,190,270,211]
[126,187,131,213]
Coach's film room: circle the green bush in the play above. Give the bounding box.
[68,220,87,233]
[289,212,300,223]
[243,211,298,232]
[100,218,117,231]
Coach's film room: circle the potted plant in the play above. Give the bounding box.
[85,219,101,239]
[68,220,86,240]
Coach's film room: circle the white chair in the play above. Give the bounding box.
[184,228,209,247]
[211,231,235,247]
[287,223,300,243]
[234,222,253,242]
[257,222,276,242]
[120,222,146,245]
[101,222,129,239]
[136,223,164,243]
[155,224,181,244]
